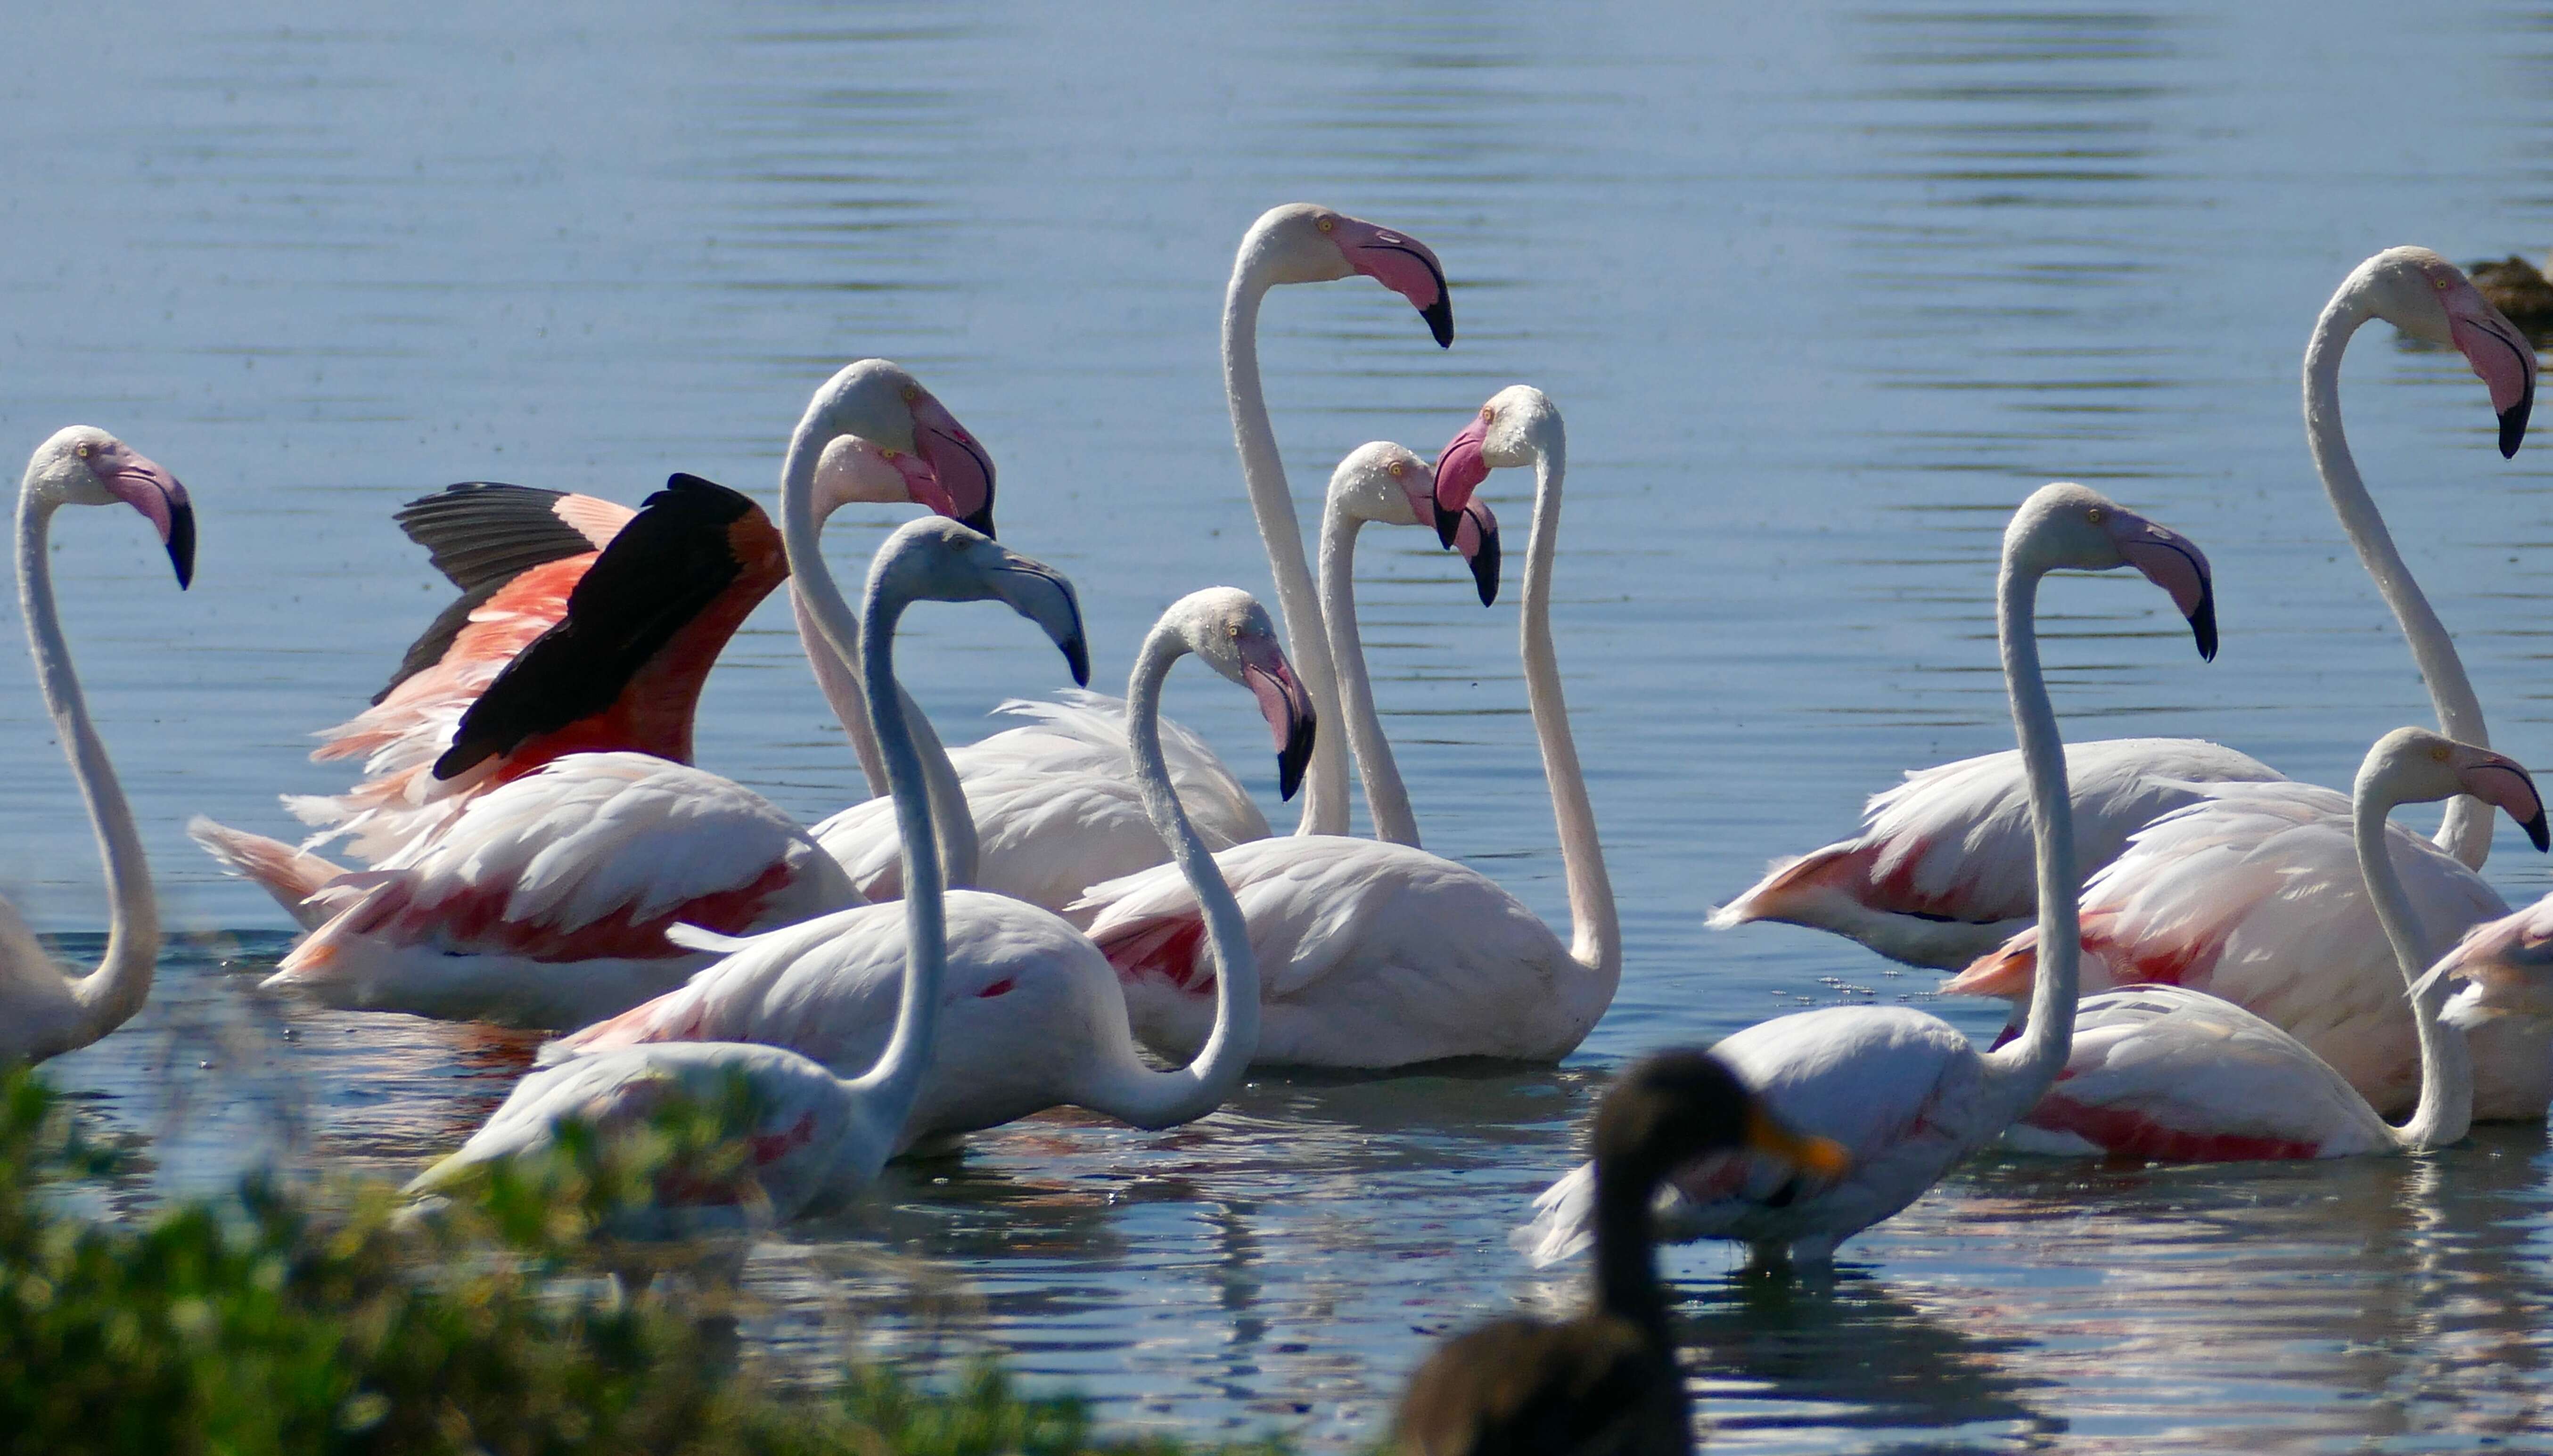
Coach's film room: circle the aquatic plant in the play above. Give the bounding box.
[0,1069,1276,1456]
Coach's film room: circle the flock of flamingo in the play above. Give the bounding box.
[9,203,2553,1452]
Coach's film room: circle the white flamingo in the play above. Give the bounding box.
[543,582,1309,1144]
[1712,247,2535,969]
[1,428,193,1063]
[2003,728,2544,1161]
[1518,482,2216,1268]
[407,518,1086,1218]
[1069,388,1611,1067]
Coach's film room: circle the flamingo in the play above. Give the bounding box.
[407,518,1084,1220]
[241,367,1076,1029]
[1392,1050,1847,1456]
[1,428,193,1063]
[1942,761,2553,1120]
[1710,247,2535,969]
[2001,728,2545,1162]
[200,360,993,885]
[542,582,1311,1145]
[1320,440,1499,848]
[1517,482,2216,1268]
[1068,387,1612,1068]
[809,439,1494,906]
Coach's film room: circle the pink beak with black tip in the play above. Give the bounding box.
[1392,467,1501,606]
[897,393,999,539]
[2103,508,2216,661]
[1430,411,1492,550]
[1238,633,1317,801]
[1331,215,1454,349]
[2458,749,2551,853]
[2438,270,2538,458]
[92,439,195,589]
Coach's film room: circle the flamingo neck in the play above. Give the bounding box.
[2352,774,2473,1149]
[780,426,978,888]
[14,489,156,1051]
[837,571,945,1131]
[1979,555,2079,1114]
[1518,435,1619,987]
[1077,622,1261,1127]
[1223,254,1349,837]
[2305,290,2494,868]
[1318,500,1419,846]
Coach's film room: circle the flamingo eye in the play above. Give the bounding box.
[1480,407,1495,423]
[878,449,899,461]
[1387,461,1405,478]
[2085,506,2106,524]
[903,385,921,403]
[74,442,92,460]
[1316,215,1335,233]
[2432,744,2452,763]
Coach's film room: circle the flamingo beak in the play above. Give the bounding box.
[1332,216,1454,348]
[986,552,1089,687]
[2108,514,2216,662]
[908,395,998,538]
[94,442,194,589]
[1455,502,1501,606]
[2457,752,2551,852]
[1240,642,1317,801]
[1431,415,1493,549]
[2443,281,2538,458]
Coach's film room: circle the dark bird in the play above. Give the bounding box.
[1393,1050,1848,1456]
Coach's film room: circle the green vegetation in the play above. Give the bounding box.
[0,1070,1285,1456]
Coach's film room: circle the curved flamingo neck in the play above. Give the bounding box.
[2350,772,2473,1149]
[836,565,945,1128]
[781,424,978,887]
[2306,289,2494,867]
[14,489,156,1051]
[1223,254,1348,837]
[1078,621,1261,1126]
[1318,500,1420,846]
[1517,432,1618,987]
[1978,553,2079,1115]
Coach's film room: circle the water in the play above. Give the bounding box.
[12,0,2553,1448]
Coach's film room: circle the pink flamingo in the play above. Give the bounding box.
[1,428,192,1063]
[2002,729,2544,1162]
[1711,248,2535,969]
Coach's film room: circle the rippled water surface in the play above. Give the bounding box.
[15,1,2553,1449]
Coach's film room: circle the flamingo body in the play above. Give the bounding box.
[264,751,859,1028]
[1947,780,2533,1117]
[1711,738,2283,969]
[1076,834,1601,1067]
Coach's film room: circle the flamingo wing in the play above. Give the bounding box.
[955,689,1272,847]
[1712,737,2282,968]
[815,765,1182,910]
[374,483,633,704]
[2012,984,2389,1159]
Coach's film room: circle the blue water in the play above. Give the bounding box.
[14,1,2553,1448]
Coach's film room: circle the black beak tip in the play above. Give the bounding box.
[2190,584,2217,663]
[1061,634,1091,689]
[1420,297,1454,350]
[167,500,197,590]
[2525,809,2549,854]
[961,503,997,540]
[1432,501,1462,550]
[2501,393,2533,459]
[1276,716,1315,802]
[1469,526,1502,607]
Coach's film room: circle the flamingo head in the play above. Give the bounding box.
[1329,441,1502,606]
[1247,204,1453,347]
[2358,727,2550,851]
[25,426,195,589]
[2355,247,2537,458]
[869,516,1089,688]
[2009,483,2216,661]
[1170,586,1317,802]
[1593,1048,1851,1195]
[799,360,997,536]
[1431,385,1560,549]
